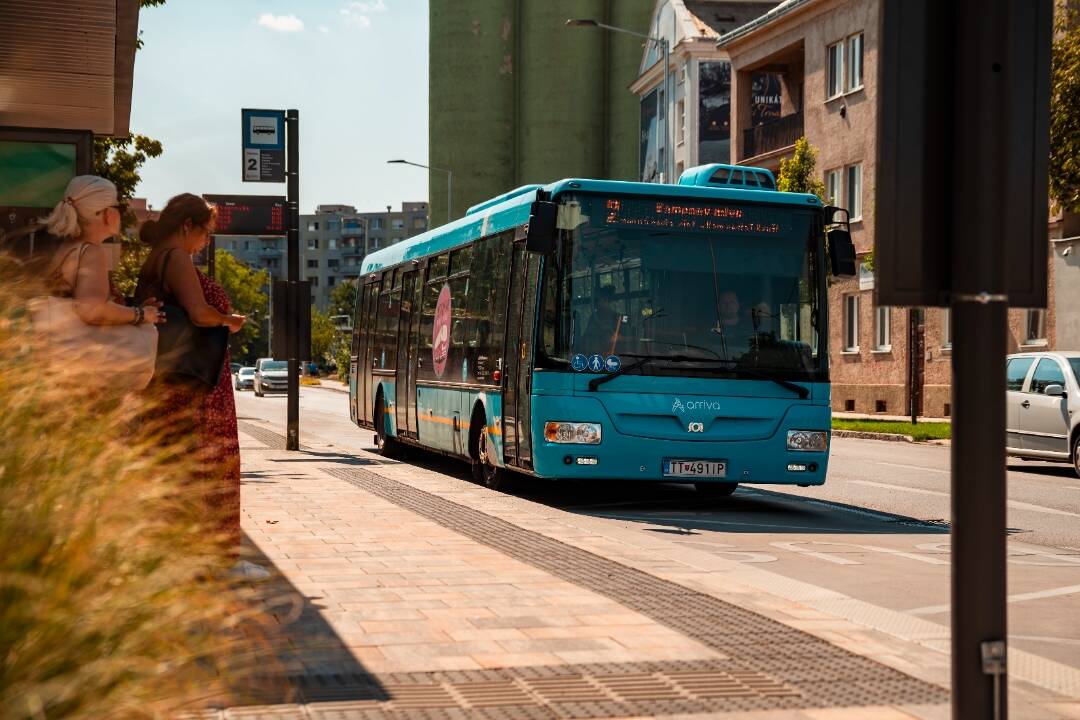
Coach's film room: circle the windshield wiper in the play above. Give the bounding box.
[587,357,650,391]
[647,355,810,400]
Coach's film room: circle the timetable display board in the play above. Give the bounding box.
[203,194,285,235]
[600,197,790,235]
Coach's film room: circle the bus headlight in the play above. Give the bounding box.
[787,430,828,452]
[544,422,602,445]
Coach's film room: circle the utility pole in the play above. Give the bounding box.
[286,109,300,451]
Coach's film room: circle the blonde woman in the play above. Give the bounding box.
[41,176,163,327]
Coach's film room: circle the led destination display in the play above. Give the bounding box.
[601,197,785,235]
[203,194,285,235]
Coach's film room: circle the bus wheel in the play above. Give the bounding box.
[374,396,403,459]
[695,482,738,498]
[474,427,508,491]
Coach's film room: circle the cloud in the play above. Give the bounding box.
[318,25,331,34]
[257,13,304,32]
[340,0,387,29]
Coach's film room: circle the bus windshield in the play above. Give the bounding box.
[542,194,823,380]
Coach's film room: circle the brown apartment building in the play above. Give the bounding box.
[716,0,1064,417]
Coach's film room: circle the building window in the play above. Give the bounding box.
[847,33,864,91]
[676,99,686,144]
[307,259,318,268]
[1025,309,1047,344]
[412,217,426,229]
[328,258,340,269]
[827,41,844,99]
[874,306,890,350]
[391,218,404,230]
[328,238,337,250]
[844,294,859,351]
[244,240,251,251]
[307,238,319,250]
[846,163,862,220]
[942,308,952,348]
[327,276,336,287]
[326,220,340,232]
[308,276,319,287]
[825,168,841,206]
[370,218,383,230]
[306,221,318,231]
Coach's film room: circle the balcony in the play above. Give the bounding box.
[742,111,803,160]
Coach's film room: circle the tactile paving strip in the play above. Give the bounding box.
[323,465,947,713]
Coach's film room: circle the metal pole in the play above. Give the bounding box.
[951,1,1008,715]
[286,109,300,451]
[662,38,671,183]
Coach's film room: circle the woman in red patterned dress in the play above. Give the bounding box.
[135,194,266,578]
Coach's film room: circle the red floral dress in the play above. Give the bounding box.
[139,264,240,547]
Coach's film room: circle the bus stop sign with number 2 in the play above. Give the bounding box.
[241,109,285,183]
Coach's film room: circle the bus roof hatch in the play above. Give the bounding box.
[678,163,776,191]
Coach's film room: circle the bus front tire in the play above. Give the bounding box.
[472,426,509,491]
[695,482,738,498]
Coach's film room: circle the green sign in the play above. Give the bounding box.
[0,141,77,208]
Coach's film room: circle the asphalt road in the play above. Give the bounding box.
[235,385,1080,671]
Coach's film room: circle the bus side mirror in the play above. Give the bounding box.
[828,228,857,277]
[526,201,557,254]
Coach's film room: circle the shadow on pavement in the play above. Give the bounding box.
[1007,462,1077,479]
[377,446,949,536]
[210,533,389,709]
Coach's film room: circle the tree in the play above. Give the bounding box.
[329,278,358,317]
[309,306,337,366]
[214,250,269,364]
[1051,5,1080,213]
[776,137,827,200]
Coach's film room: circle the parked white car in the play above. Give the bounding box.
[1006,351,1080,476]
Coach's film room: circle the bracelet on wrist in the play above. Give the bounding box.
[131,306,142,326]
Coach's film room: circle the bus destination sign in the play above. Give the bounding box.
[203,194,286,236]
[602,197,784,235]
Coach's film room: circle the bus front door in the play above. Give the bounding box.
[396,270,419,439]
[502,244,539,470]
[360,281,379,426]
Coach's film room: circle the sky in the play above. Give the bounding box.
[129,0,429,215]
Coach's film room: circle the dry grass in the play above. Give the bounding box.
[0,261,284,718]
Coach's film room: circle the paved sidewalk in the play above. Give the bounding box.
[200,420,1079,719]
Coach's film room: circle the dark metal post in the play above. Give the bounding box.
[286,109,300,451]
[207,235,216,279]
[950,1,1009,715]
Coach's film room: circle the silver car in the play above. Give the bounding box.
[1006,351,1080,476]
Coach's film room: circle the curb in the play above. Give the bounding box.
[308,382,348,395]
[832,429,913,443]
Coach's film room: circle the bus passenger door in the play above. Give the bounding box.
[361,281,380,426]
[502,243,540,470]
[396,270,418,439]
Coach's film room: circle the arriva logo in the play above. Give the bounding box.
[671,397,723,413]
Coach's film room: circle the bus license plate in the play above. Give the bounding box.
[663,460,727,478]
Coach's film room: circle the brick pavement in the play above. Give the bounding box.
[191,422,1080,719]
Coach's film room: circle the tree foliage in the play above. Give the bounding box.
[776,137,827,200]
[1051,5,1080,213]
[310,306,337,365]
[328,278,358,317]
[214,250,269,364]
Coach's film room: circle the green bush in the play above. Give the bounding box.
[833,419,951,442]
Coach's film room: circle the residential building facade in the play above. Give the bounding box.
[629,0,781,182]
[717,0,1061,417]
[215,202,428,310]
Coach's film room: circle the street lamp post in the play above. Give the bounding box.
[566,18,672,184]
[387,159,453,225]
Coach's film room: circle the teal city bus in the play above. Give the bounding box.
[349,163,856,493]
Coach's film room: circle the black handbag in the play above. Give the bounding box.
[155,304,229,387]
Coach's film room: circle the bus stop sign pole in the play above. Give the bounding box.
[286,109,300,451]
[876,1,1051,717]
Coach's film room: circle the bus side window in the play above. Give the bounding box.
[466,231,512,382]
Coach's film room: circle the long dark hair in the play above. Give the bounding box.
[139,193,216,246]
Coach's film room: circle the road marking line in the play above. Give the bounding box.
[908,583,1080,616]
[770,541,862,565]
[858,544,949,565]
[592,513,827,532]
[878,461,949,474]
[851,480,1080,519]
